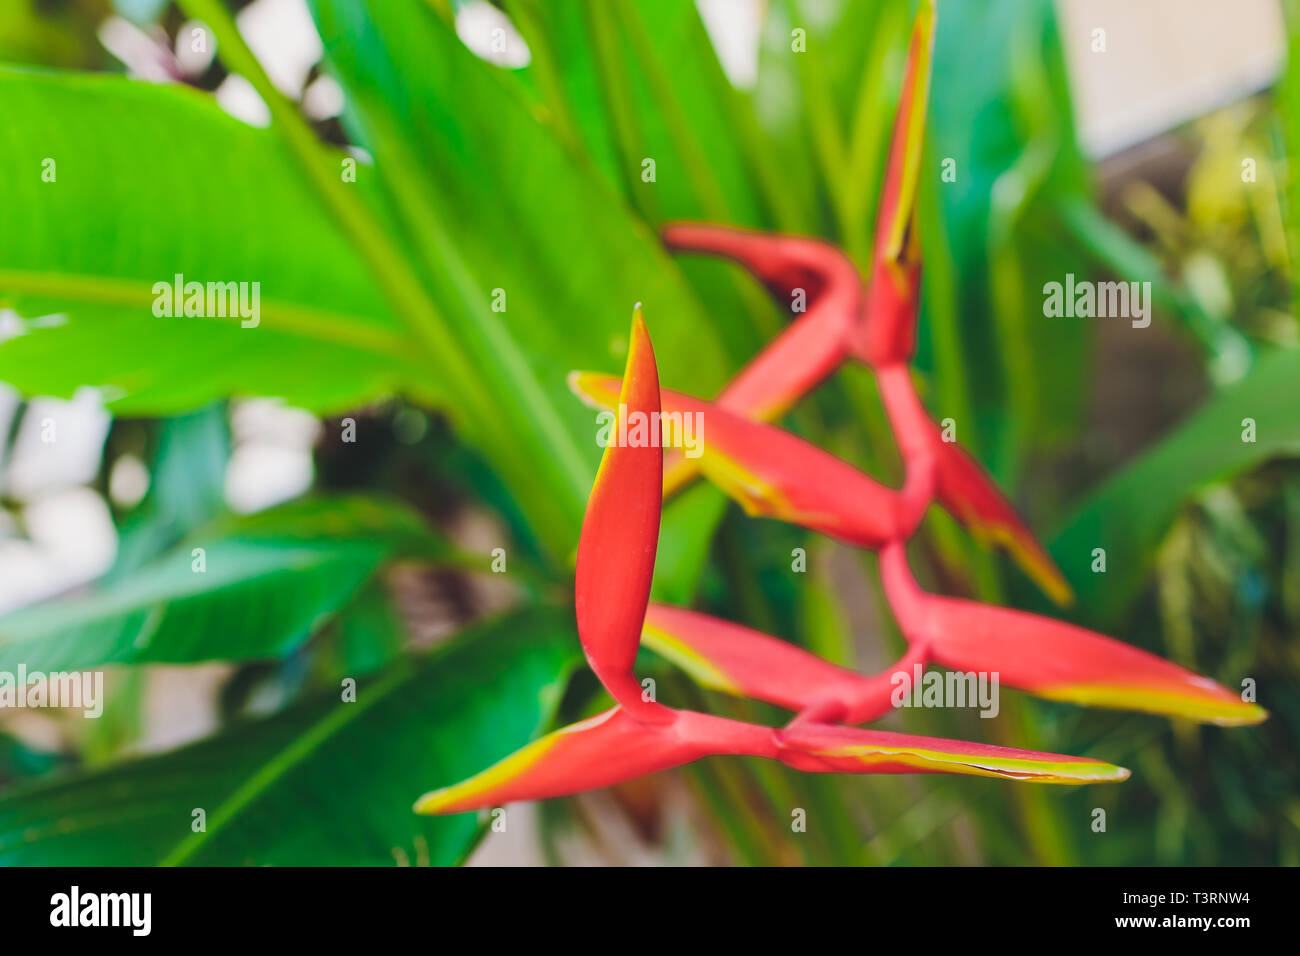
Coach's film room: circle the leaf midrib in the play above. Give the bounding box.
[0,268,413,360]
[158,662,417,866]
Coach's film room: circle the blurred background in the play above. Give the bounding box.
[0,0,1296,865]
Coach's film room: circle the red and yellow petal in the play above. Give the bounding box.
[568,370,624,410]
[414,708,699,814]
[777,723,1129,784]
[643,602,927,724]
[573,309,664,714]
[933,439,1073,605]
[642,602,867,714]
[661,223,861,306]
[922,596,1267,726]
[659,224,863,496]
[851,0,935,366]
[873,0,935,269]
[415,705,1126,815]
[414,707,777,814]
[569,373,904,548]
[660,308,852,497]
[662,224,860,422]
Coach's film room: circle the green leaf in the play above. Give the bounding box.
[0,68,431,415]
[754,0,905,251]
[0,495,446,672]
[107,403,231,581]
[921,0,1091,476]
[510,0,788,350]
[651,481,728,606]
[0,610,581,865]
[1051,347,1300,623]
[1058,196,1254,376]
[1280,0,1300,323]
[305,0,736,555]
[328,580,408,677]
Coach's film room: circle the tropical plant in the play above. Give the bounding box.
[0,0,1293,866]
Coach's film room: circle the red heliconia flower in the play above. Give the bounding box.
[413,0,1261,824]
[416,310,1134,819]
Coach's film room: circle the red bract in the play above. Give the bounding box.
[415,0,1261,823]
[877,543,1266,726]
[415,707,775,815]
[569,371,928,548]
[775,724,1127,784]
[847,0,932,368]
[643,601,916,723]
[660,225,855,497]
[646,581,1264,728]
[874,365,1072,604]
[573,308,670,723]
[661,226,858,470]
[415,704,1127,816]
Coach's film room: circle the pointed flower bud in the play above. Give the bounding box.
[574,308,669,721]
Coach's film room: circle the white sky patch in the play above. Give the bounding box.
[215,73,272,127]
[697,0,761,89]
[174,18,217,75]
[224,400,320,514]
[98,15,177,82]
[237,0,324,99]
[455,0,531,69]
[302,73,345,120]
[0,489,118,614]
[5,389,111,501]
[109,453,151,509]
